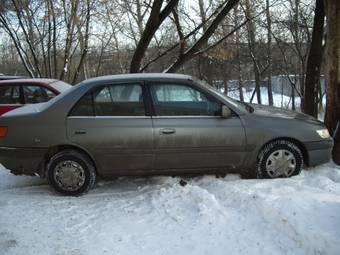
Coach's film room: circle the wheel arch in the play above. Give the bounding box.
[39,145,98,178]
[260,137,309,166]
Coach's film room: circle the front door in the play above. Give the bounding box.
[149,82,246,171]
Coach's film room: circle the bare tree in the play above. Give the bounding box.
[0,0,94,83]
[304,0,325,118]
[266,0,274,105]
[130,0,180,73]
[245,0,262,104]
[166,0,240,73]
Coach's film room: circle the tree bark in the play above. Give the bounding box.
[266,0,273,106]
[304,0,325,118]
[245,0,261,104]
[323,0,340,164]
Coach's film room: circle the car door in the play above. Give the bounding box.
[149,82,246,171]
[67,82,154,173]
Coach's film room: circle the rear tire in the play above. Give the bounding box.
[46,150,96,196]
[257,140,303,179]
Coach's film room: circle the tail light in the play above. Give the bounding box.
[0,127,8,137]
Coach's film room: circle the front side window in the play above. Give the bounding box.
[150,83,221,116]
[69,83,145,116]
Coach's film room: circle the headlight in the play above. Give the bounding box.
[316,129,330,139]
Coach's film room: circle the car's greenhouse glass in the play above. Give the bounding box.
[194,78,248,114]
[49,81,73,93]
[150,83,221,116]
[0,85,20,104]
[23,85,56,103]
[69,84,145,116]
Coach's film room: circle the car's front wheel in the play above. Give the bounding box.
[46,150,96,196]
[257,140,303,178]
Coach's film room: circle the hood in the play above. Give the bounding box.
[249,103,315,121]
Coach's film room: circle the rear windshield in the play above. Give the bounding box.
[49,81,73,93]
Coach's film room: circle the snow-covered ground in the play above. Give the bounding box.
[1,87,338,255]
[1,162,340,255]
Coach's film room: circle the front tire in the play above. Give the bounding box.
[257,140,303,179]
[46,150,96,196]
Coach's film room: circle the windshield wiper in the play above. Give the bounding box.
[237,101,254,113]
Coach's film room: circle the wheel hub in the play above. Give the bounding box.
[266,149,296,178]
[54,160,86,191]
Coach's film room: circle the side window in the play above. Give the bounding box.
[69,93,94,116]
[0,85,20,104]
[69,83,145,117]
[150,83,221,116]
[24,85,56,103]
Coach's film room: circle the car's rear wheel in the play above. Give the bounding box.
[257,140,303,178]
[46,150,96,196]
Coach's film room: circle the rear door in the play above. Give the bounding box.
[149,82,246,171]
[67,82,154,173]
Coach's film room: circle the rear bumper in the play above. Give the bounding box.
[0,147,47,176]
[304,139,334,166]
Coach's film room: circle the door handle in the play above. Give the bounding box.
[159,128,176,134]
[74,129,86,134]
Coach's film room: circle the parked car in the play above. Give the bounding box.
[0,73,334,196]
[0,78,72,115]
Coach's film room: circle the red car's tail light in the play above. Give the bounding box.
[0,127,8,137]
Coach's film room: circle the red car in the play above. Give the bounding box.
[0,78,72,115]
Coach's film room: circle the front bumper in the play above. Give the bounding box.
[0,147,47,176]
[304,139,334,166]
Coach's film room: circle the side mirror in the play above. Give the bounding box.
[222,105,232,118]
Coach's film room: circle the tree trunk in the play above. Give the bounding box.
[266,0,273,106]
[166,0,240,73]
[72,0,91,85]
[245,0,261,104]
[304,0,325,118]
[324,0,340,165]
[129,0,179,73]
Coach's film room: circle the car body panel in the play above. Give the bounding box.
[0,104,22,115]
[67,116,155,172]
[0,73,334,180]
[152,116,246,170]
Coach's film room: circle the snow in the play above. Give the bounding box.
[1,162,339,255]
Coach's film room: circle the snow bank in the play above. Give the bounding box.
[1,162,339,255]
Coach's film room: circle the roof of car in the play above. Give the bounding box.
[0,78,60,85]
[0,76,31,80]
[81,73,194,84]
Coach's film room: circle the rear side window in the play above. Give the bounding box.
[24,85,57,103]
[69,83,145,116]
[0,84,58,105]
[0,85,20,104]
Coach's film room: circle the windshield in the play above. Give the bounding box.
[194,78,248,114]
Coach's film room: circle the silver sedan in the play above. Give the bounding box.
[0,74,334,196]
